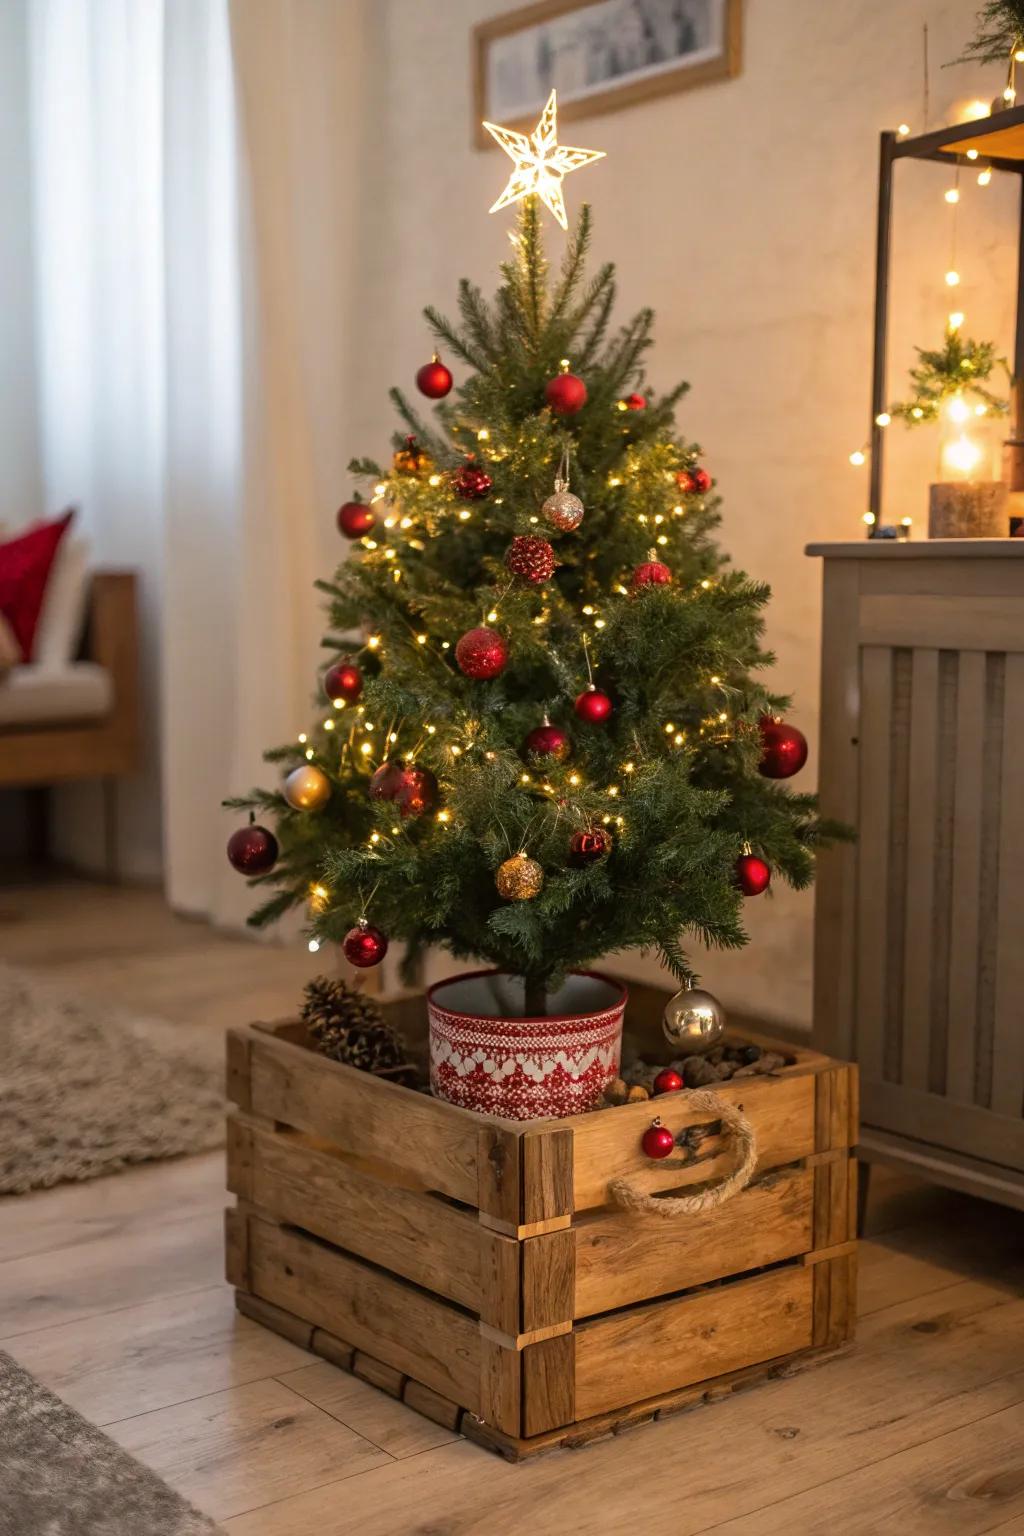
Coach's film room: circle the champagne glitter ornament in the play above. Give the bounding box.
[495,852,544,901]
[662,982,726,1054]
[542,446,584,532]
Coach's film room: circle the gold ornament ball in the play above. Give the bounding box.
[496,853,544,901]
[284,764,331,811]
[662,985,726,1054]
[542,488,584,532]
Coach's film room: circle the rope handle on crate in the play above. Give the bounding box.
[608,1089,758,1218]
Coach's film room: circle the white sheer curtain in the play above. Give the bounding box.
[24,0,369,921]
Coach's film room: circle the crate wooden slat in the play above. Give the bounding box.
[226,983,857,1458]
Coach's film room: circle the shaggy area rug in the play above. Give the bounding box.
[0,1351,223,1536]
[0,963,224,1196]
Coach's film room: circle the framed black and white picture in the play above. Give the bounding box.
[474,0,741,147]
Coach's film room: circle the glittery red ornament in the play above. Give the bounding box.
[574,686,612,723]
[569,827,611,864]
[642,1121,676,1159]
[759,716,808,779]
[323,660,363,704]
[369,761,408,803]
[505,535,556,584]
[396,765,438,818]
[455,626,508,679]
[416,357,453,399]
[675,469,695,493]
[343,920,388,968]
[624,392,646,410]
[545,372,587,416]
[523,720,569,761]
[632,556,672,589]
[691,466,712,494]
[653,1068,684,1095]
[226,821,278,876]
[337,500,375,539]
[735,852,771,896]
[453,460,493,501]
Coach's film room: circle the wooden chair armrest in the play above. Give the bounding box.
[84,570,141,766]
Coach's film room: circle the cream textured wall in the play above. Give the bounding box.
[351,0,1018,1029]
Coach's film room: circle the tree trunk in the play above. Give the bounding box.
[523,976,547,1017]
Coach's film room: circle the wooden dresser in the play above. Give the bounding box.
[808,540,1024,1211]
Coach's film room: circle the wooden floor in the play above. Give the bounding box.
[3,880,1024,1535]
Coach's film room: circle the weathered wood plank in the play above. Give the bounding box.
[572,1071,819,1212]
[231,1117,481,1312]
[521,1127,573,1224]
[521,1331,575,1436]
[853,644,892,1084]
[946,649,986,1102]
[477,1335,521,1436]
[226,1028,253,1112]
[901,647,940,1095]
[992,653,1024,1119]
[247,1026,481,1206]
[246,1215,480,1411]
[522,1228,575,1333]
[477,1125,522,1227]
[225,1206,249,1290]
[860,592,1024,650]
[574,1265,813,1419]
[575,1168,814,1318]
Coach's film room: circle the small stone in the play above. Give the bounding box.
[757,1051,786,1073]
[732,1063,759,1078]
[603,1077,629,1106]
[713,1060,734,1080]
[626,1084,650,1103]
[707,1047,725,1066]
[683,1058,717,1088]
[743,1045,763,1064]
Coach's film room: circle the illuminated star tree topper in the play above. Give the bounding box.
[483,88,605,231]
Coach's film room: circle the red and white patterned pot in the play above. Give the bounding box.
[427,969,626,1121]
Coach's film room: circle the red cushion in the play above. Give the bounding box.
[0,511,74,661]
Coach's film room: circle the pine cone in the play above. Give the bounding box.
[300,975,406,1073]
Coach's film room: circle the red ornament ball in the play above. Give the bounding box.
[369,760,407,803]
[453,460,493,501]
[632,558,672,589]
[416,357,452,399]
[569,827,611,865]
[337,500,375,539]
[396,765,438,818]
[641,1121,676,1159]
[505,534,556,584]
[226,822,278,876]
[691,466,712,494]
[653,1068,684,1095]
[759,716,808,779]
[574,686,612,723]
[675,469,695,493]
[523,721,570,761]
[343,921,388,968]
[735,852,771,896]
[455,626,508,679]
[545,372,588,416]
[323,660,363,704]
[624,392,646,411]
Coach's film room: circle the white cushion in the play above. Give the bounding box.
[0,662,113,726]
[34,535,91,666]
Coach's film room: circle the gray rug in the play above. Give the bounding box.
[0,1350,223,1536]
[0,963,224,1196]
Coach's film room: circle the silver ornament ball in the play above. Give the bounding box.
[662,985,726,1054]
[542,487,584,532]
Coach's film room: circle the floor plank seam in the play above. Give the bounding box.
[0,1281,227,1346]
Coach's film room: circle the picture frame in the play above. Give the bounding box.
[473,0,742,148]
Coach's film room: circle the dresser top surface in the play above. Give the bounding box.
[806,540,1024,560]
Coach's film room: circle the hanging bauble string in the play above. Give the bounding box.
[284,764,331,811]
[495,852,544,900]
[337,500,375,539]
[662,982,726,1053]
[416,355,453,399]
[343,918,388,968]
[323,660,363,704]
[759,715,808,779]
[227,816,278,876]
[505,534,556,584]
[542,444,584,532]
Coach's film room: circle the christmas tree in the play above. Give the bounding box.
[226,97,835,1018]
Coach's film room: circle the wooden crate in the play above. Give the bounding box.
[225,980,857,1459]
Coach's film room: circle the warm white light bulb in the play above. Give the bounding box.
[945,269,960,287]
[948,311,965,330]
[897,122,910,137]
[849,450,866,466]
[863,512,877,525]
[1005,86,1017,102]
[966,148,979,160]
[978,167,992,186]
[308,939,320,953]
[947,394,971,423]
[944,187,960,204]
[942,432,982,477]
[875,412,891,427]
